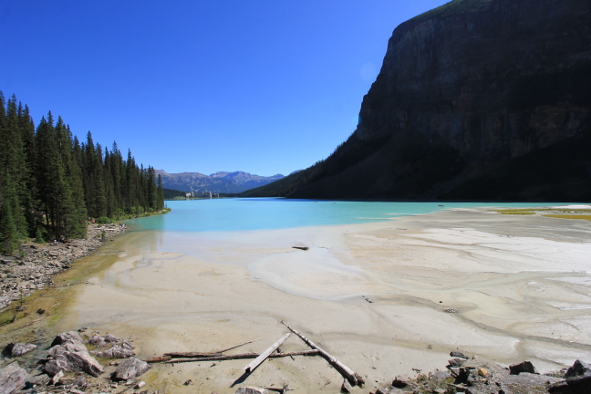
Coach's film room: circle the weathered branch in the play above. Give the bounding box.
[280,320,362,386]
[244,333,290,373]
[161,349,319,364]
[144,356,172,364]
[163,337,261,358]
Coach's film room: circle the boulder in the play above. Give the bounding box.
[509,360,538,375]
[2,342,37,357]
[112,357,150,381]
[48,340,87,357]
[0,362,30,394]
[92,344,136,359]
[50,331,83,347]
[43,348,104,377]
[87,334,107,348]
[565,360,591,378]
[548,375,591,394]
[447,358,465,368]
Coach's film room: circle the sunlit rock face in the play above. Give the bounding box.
[289,0,591,201]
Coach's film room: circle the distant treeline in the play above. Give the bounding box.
[0,92,165,254]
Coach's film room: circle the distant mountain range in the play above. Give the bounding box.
[155,170,284,194]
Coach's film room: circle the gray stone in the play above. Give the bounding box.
[28,373,51,387]
[447,358,465,368]
[113,357,150,381]
[2,342,37,357]
[50,330,83,346]
[235,388,269,394]
[104,334,121,343]
[341,378,352,393]
[548,375,591,394]
[0,362,30,394]
[87,334,107,347]
[48,339,88,357]
[450,351,468,359]
[92,344,136,359]
[509,360,538,375]
[43,348,104,377]
[565,360,591,378]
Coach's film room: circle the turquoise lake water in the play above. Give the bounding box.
[129,198,568,232]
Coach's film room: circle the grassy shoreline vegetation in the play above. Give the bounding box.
[0,92,168,254]
[492,207,591,221]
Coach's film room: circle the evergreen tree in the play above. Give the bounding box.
[0,94,28,252]
[0,91,167,252]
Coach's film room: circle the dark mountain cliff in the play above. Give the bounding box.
[244,0,591,201]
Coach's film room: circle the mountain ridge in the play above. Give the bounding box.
[155,170,284,194]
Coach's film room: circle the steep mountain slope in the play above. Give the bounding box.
[156,170,284,194]
[244,0,591,201]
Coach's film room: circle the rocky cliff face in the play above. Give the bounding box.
[277,0,591,201]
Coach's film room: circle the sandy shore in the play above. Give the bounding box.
[54,207,591,393]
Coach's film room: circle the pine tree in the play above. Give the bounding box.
[0,94,28,252]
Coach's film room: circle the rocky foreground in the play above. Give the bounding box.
[0,224,126,310]
[1,327,590,394]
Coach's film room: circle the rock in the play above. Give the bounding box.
[450,351,468,359]
[235,387,269,394]
[548,375,591,394]
[564,360,591,378]
[28,373,51,387]
[92,344,136,358]
[50,330,83,346]
[48,339,88,357]
[504,372,562,392]
[43,344,104,377]
[0,362,30,394]
[392,377,408,388]
[510,360,538,375]
[50,370,64,385]
[87,334,107,348]
[103,334,121,343]
[113,357,150,381]
[73,374,89,390]
[341,378,352,393]
[447,358,465,368]
[2,342,37,357]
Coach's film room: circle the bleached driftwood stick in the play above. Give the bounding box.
[161,349,319,364]
[280,320,362,386]
[244,333,291,373]
[163,337,261,358]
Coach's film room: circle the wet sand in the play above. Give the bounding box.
[57,207,591,393]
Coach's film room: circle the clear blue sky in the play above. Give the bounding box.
[1,0,448,176]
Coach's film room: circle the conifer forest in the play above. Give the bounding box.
[0,92,165,254]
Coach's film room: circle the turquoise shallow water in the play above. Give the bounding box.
[129,198,568,232]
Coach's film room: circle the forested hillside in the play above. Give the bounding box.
[0,92,165,254]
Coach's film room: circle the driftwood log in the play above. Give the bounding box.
[144,356,172,364]
[280,320,363,387]
[161,349,319,364]
[244,333,290,373]
[163,337,261,358]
